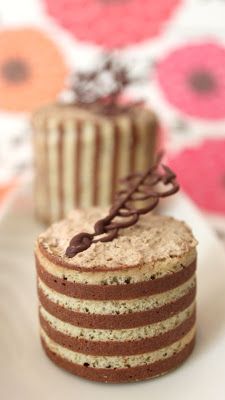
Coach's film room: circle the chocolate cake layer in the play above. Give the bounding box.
[36,258,196,300]
[40,300,195,342]
[41,327,195,381]
[41,333,195,383]
[38,285,196,329]
[40,309,195,356]
[38,274,196,314]
[41,325,195,367]
[33,104,157,223]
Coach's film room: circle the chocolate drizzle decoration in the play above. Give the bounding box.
[65,154,179,258]
[70,55,143,115]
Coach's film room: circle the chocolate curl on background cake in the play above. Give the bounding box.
[65,154,179,258]
[70,54,144,113]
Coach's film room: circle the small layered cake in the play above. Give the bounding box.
[35,209,197,383]
[32,103,157,224]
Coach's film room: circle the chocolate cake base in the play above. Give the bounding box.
[41,337,195,383]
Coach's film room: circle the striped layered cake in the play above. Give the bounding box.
[32,103,157,224]
[35,209,197,383]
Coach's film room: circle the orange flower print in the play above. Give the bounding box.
[0,28,68,112]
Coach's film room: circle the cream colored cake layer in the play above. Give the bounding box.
[41,325,195,369]
[37,245,196,285]
[38,274,196,315]
[40,301,195,342]
[37,243,196,285]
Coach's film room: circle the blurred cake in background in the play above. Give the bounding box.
[32,57,158,224]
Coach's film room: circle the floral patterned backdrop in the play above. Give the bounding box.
[0,0,225,242]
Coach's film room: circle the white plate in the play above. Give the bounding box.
[1,188,225,400]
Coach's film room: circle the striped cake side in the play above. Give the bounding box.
[36,246,196,383]
[32,106,157,224]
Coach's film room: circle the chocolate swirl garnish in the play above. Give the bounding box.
[65,154,179,258]
[70,55,144,115]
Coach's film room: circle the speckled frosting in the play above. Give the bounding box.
[38,209,197,269]
[35,209,197,383]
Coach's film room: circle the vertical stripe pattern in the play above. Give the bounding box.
[33,110,157,224]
